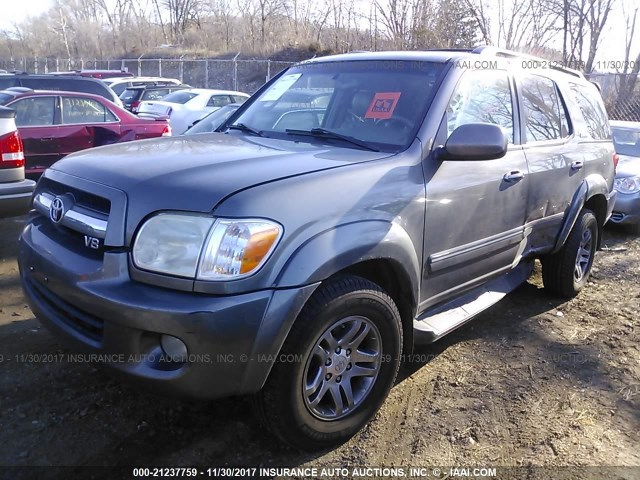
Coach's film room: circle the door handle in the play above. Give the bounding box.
[503,170,525,182]
[571,161,584,170]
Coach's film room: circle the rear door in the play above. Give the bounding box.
[421,69,530,308]
[517,74,585,251]
[9,95,59,174]
[58,96,122,155]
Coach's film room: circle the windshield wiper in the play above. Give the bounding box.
[227,123,264,137]
[285,128,380,152]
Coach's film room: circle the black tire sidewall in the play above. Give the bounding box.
[275,286,402,446]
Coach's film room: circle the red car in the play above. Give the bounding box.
[0,88,171,176]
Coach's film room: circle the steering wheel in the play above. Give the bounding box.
[377,116,413,130]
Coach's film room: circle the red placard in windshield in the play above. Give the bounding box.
[365,92,402,120]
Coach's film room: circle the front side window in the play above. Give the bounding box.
[11,96,56,126]
[570,82,610,140]
[446,70,514,143]
[62,97,117,124]
[230,60,445,152]
[521,75,571,142]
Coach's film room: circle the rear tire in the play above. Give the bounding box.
[252,275,402,451]
[542,209,598,297]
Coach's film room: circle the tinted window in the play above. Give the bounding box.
[611,127,640,157]
[11,96,56,126]
[521,75,570,142]
[120,89,140,103]
[20,77,112,100]
[207,95,233,108]
[0,77,19,90]
[570,83,610,140]
[163,91,197,104]
[62,97,117,123]
[111,83,128,95]
[233,95,248,103]
[0,92,17,104]
[446,70,514,143]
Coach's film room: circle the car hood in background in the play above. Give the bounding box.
[616,154,640,178]
[51,133,393,244]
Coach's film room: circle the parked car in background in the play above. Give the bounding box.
[183,103,241,135]
[120,84,188,113]
[138,88,249,134]
[0,73,121,106]
[18,48,616,450]
[104,76,182,96]
[51,70,134,80]
[0,89,171,176]
[0,106,35,218]
[610,120,640,232]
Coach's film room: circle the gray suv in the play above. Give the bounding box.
[18,48,616,450]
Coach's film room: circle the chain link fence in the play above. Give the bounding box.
[0,57,295,94]
[1,57,639,120]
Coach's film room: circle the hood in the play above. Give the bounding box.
[615,154,640,178]
[51,133,391,242]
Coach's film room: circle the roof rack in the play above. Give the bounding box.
[472,45,584,78]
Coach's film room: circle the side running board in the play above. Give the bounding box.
[413,261,534,343]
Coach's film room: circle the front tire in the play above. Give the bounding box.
[252,275,402,450]
[542,209,598,297]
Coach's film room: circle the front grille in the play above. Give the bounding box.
[25,277,104,343]
[39,177,111,217]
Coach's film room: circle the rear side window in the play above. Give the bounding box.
[11,96,56,126]
[20,77,111,100]
[207,95,234,108]
[120,89,140,103]
[570,83,610,140]
[446,70,514,143]
[521,75,571,142]
[62,97,117,123]
[233,95,248,104]
[163,91,197,104]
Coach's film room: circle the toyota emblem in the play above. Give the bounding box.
[49,197,66,224]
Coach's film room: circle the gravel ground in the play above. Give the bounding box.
[0,215,638,479]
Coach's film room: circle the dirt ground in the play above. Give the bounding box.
[0,214,638,479]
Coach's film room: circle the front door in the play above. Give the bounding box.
[420,69,529,311]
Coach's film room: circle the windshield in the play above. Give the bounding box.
[185,104,240,135]
[612,126,640,157]
[162,91,197,104]
[229,60,445,152]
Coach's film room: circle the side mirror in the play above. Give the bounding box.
[437,123,508,161]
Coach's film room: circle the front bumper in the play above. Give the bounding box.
[18,219,317,399]
[0,178,35,218]
[609,190,640,226]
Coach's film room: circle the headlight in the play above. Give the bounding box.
[614,176,640,194]
[197,219,282,280]
[132,213,282,280]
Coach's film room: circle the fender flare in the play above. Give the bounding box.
[553,175,610,253]
[276,220,421,296]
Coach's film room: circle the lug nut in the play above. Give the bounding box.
[335,347,341,354]
[336,375,342,383]
[346,349,351,355]
[325,358,332,366]
[346,363,352,370]
[325,373,332,380]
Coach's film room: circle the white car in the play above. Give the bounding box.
[137,88,249,134]
[104,76,183,96]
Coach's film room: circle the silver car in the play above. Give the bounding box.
[610,120,640,233]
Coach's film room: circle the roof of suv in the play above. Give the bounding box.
[300,47,585,80]
[0,88,118,103]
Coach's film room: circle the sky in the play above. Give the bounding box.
[1,0,638,70]
[1,0,54,30]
